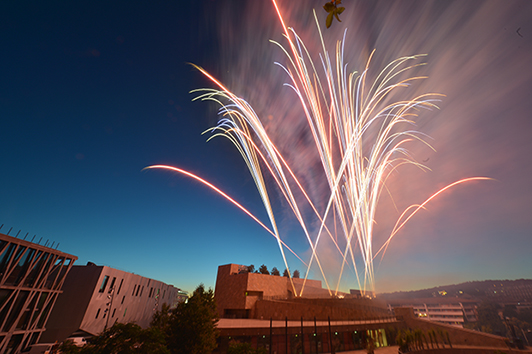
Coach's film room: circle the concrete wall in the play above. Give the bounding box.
[255,297,389,321]
[215,264,253,317]
[42,264,180,343]
[40,265,101,342]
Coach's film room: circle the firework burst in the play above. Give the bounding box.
[146,1,491,296]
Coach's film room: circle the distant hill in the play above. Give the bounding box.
[378,279,532,302]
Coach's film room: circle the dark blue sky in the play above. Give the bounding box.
[2,0,531,294]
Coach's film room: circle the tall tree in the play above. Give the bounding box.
[166,284,219,354]
[247,264,255,273]
[151,303,172,332]
[271,267,280,276]
[293,270,300,278]
[283,269,290,277]
[258,264,269,275]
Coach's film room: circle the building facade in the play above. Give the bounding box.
[40,262,183,343]
[214,264,394,353]
[0,232,77,354]
[386,297,479,327]
[214,264,390,321]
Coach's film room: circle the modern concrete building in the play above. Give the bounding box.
[214,264,394,353]
[0,232,77,354]
[213,264,509,353]
[214,263,389,321]
[386,297,479,327]
[40,262,182,343]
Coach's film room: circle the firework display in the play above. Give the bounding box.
[146,1,490,296]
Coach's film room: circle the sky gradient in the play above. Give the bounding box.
[1,0,531,294]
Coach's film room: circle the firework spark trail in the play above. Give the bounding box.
[142,165,306,267]
[148,0,493,296]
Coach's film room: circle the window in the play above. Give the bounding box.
[132,285,136,296]
[121,296,125,304]
[95,309,100,319]
[117,279,124,295]
[135,286,140,297]
[149,288,153,298]
[108,277,116,293]
[99,276,109,293]
[112,308,116,317]
[140,286,144,297]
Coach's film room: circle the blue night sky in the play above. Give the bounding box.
[1,1,532,294]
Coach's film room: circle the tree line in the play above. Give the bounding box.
[244,264,300,278]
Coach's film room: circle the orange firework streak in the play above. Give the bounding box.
[143,165,306,266]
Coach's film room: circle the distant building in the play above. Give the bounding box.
[386,297,479,327]
[0,232,77,354]
[40,262,183,343]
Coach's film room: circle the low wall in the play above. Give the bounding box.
[254,298,389,321]
[394,307,508,349]
[411,348,527,354]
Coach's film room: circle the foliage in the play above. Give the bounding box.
[396,329,420,352]
[504,305,532,331]
[283,269,290,277]
[58,340,81,354]
[166,284,219,354]
[151,303,172,331]
[77,322,169,354]
[413,329,424,350]
[271,267,280,276]
[60,285,217,354]
[247,264,255,273]
[323,0,345,28]
[292,270,300,278]
[227,342,267,354]
[476,301,506,335]
[395,329,411,353]
[258,264,269,275]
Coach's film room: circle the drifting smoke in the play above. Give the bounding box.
[150,1,532,294]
